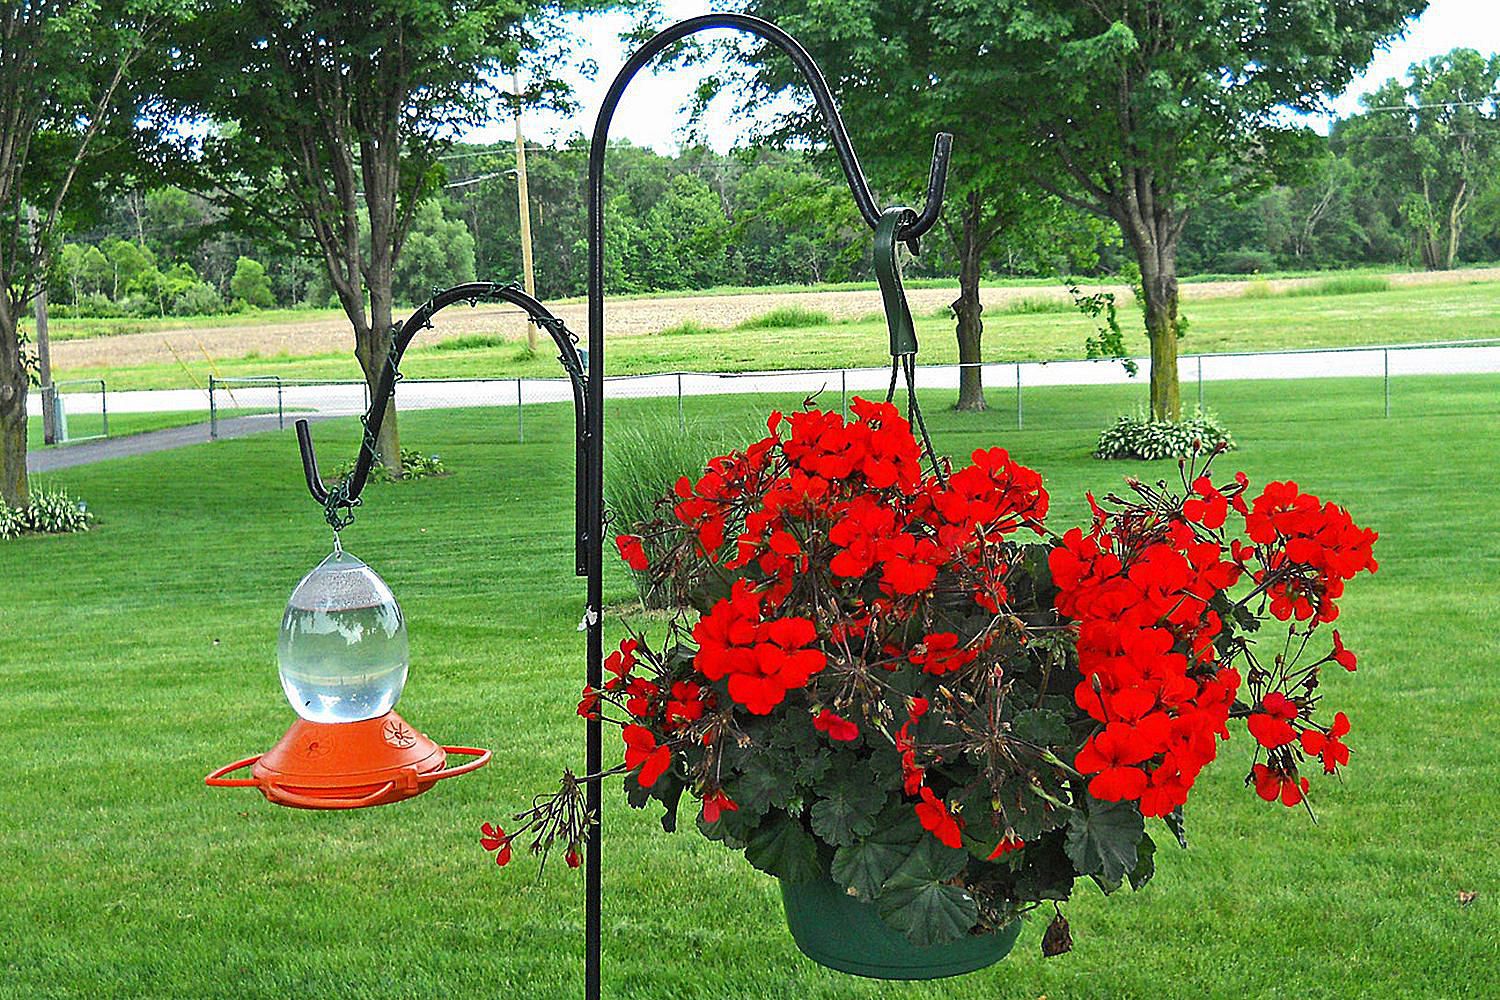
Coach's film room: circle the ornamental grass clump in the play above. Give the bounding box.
[484,399,1378,952]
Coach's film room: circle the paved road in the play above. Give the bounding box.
[26,341,1499,472]
[26,413,332,474]
[28,342,1500,423]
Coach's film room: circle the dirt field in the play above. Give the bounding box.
[51,266,1500,371]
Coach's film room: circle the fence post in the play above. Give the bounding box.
[1197,356,1204,412]
[1383,349,1390,418]
[677,373,684,431]
[1015,363,1023,430]
[517,377,524,443]
[841,369,847,413]
[99,379,108,438]
[209,376,218,441]
[277,377,284,430]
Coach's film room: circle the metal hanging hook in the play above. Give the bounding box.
[580,16,954,1000]
[293,281,592,573]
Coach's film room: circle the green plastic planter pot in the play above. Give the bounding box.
[780,877,1022,980]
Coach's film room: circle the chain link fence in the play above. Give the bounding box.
[31,378,109,444]
[197,338,1500,443]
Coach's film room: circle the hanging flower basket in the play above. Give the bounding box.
[484,398,1378,976]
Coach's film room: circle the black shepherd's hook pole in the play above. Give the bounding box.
[584,14,950,999]
[294,281,590,572]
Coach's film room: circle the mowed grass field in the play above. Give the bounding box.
[2,375,1497,999]
[48,269,1500,391]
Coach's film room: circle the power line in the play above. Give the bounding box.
[1358,99,1497,113]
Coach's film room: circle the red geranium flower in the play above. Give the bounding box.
[1247,692,1299,749]
[701,788,738,823]
[1075,720,1165,802]
[987,835,1026,859]
[1252,763,1310,807]
[909,632,978,675]
[1300,711,1352,774]
[914,787,963,849]
[615,533,649,571]
[622,724,671,788]
[480,821,512,866]
[812,709,860,742]
[1330,630,1357,671]
[1183,476,1229,530]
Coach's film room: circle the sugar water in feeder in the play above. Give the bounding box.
[205,544,489,809]
[278,549,409,724]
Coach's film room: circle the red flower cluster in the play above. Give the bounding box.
[1241,481,1379,622]
[1053,515,1244,817]
[494,405,1378,906]
[693,581,826,714]
[1056,468,1376,813]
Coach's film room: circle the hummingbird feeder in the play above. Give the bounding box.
[205,544,491,808]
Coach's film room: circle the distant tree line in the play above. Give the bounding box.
[45,48,1500,321]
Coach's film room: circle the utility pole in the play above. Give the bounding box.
[28,206,57,445]
[513,72,538,352]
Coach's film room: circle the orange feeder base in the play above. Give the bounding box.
[205,711,490,809]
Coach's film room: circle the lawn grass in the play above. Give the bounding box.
[56,274,1500,392]
[2,374,1496,998]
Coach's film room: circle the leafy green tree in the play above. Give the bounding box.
[729,154,867,285]
[634,173,732,291]
[974,0,1425,418]
[165,0,643,474]
[0,0,173,508]
[102,238,156,299]
[229,256,275,309]
[1340,49,1500,271]
[393,200,477,304]
[737,0,1095,410]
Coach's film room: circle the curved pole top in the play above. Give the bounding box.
[295,280,586,521]
[588,13,952,246]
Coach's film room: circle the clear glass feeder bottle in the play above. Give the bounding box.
[277,549,409,724]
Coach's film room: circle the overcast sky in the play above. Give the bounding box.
[466,0,1500,153]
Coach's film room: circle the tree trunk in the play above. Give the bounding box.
[0,309,30,510]
[952,198,987,412]
[1134,234,1183,421]
[1444,178,1467,271]
[353,292,401,478]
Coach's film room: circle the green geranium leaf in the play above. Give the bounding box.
[1010,708,1072,748]
[1065,796,1144,888]
[1164,806,1188,849]
[830,819,921,898]
[744,813,822,884]
[877,838,977,946]
[1129,832,1156,891]
[811,786,884,847]
[730,758,786,816]
[810,761,886,847]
